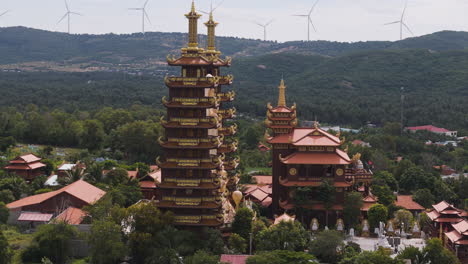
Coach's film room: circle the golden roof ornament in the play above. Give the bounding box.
[352,153,362,162]
[185,0,202,49]
[278,78,287,107]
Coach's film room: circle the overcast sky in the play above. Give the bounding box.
[1,0,468,42]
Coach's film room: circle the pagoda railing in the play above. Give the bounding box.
[160,137,222,147]
[165,76,215,87]
[161,116,220,127]
[174,214,223,224]
[162,196,223,206]
[163,177,220,187]
[165,157,220,167]
[162,96,218,106]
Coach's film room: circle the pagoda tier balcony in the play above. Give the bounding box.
[164,75,233,88]
[156,156,223,169]
[166,54,232,67]
[157,195,223,209]
[160,116,220,129]
[344,168,373,183]
[158,177,221,189]
[158,136,223,149]
[266,110,296,120]
[278,176,351,188]
[173,214,224,226]
[265,118,298,128]
[223,157,240,171]
[162,96,219,109]
[218,124,238,136]
[217,91,235,102]
[218,140,239,154]
[218,108,236,119]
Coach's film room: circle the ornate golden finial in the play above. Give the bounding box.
[278,79,286,107]
[204,8,219,52]
[314,120,319,129]
[352,153,362,162]
[185,1,202,49]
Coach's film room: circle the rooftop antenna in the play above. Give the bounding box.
[57,0,82,34]
[384,0,414,40]
[293,0,319,41]
[129,0,152,34]
[254,19,274,41]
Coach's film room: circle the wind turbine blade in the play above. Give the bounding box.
[266,19,274,26]
[384,21,400,25]
[401,0,408,20]
[144,0,150,9]
[292,14,308,17]
[0,10,10,17]
[129,8,142,10]
[309,0,320,15]
[70,12,83,16]
[402,22,414,36]
[57,13,68,24]
[253,21,264,27]
[144,11,152,25]
[309,17,317,32]
[64,0,70,12]
[198,10,210,14]
[213,0,226,12]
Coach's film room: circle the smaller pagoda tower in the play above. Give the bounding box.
[266,79,298,136]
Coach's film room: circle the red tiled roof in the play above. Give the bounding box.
[427,210,440,221]
[220,255,250,264]
[139,181,157,188]
[268,127,341,146]
[274,213,295,225]
[55,207,86,225]
[248,189,269,202]
[433,201,452,212]
[7,180,106,209]
[406,125,453,133]
[453,220,468,234]
[12,154,42,164]
[280,151,350,165]
[270,106,293,113]
[18,212,53,222]
[435,218,463,223]
[395,195,424,211]
[261,197,272,207]
[252,175,272,185]
[361,202,375,212]
[5,161,45,170]
[446,230,463,243]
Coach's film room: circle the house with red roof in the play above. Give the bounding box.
[7,180,106,225]
[139,166,161,200]
[406,125,457,137]
[395,195,424,215]
[4,154,46,181]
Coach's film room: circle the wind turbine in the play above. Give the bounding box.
[293,0,319,41]
[129,0,152,34]
[198,0,225,16]
[254,20,274,41]
[384,0,414,40]
[57,0,82,34]
[0,10,10,18]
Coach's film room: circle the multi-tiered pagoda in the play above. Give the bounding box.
[266,79,372,225]
[156,2,238,227]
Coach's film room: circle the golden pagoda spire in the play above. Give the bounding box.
[204,9,219,53]
[277,78,287,107]
[185,0,202,49]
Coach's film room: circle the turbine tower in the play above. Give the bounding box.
[58,0,82,34]
[384,0,414,40]
[293,0,319,41]
[129,0,152,34]
[254,20,273,41]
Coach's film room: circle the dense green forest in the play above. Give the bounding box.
[0,50,466,131]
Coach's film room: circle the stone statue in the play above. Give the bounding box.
[311,218,319,231]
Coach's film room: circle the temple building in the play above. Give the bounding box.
[265,79,372,226]
[4,154,46,182]
[156,2,238,227]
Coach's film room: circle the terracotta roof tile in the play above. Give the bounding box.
[395,195,424,210]
[252,175,272,185]
[55,207,86,225]
[280,151,350,165]
[18,212,53,222]
[274,213,295,225]
[220,255,250,264]
[17,154,42,163]
[7,180,106,209]
[446,230,463,243]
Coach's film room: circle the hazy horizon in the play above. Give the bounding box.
[0,0,467,42]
